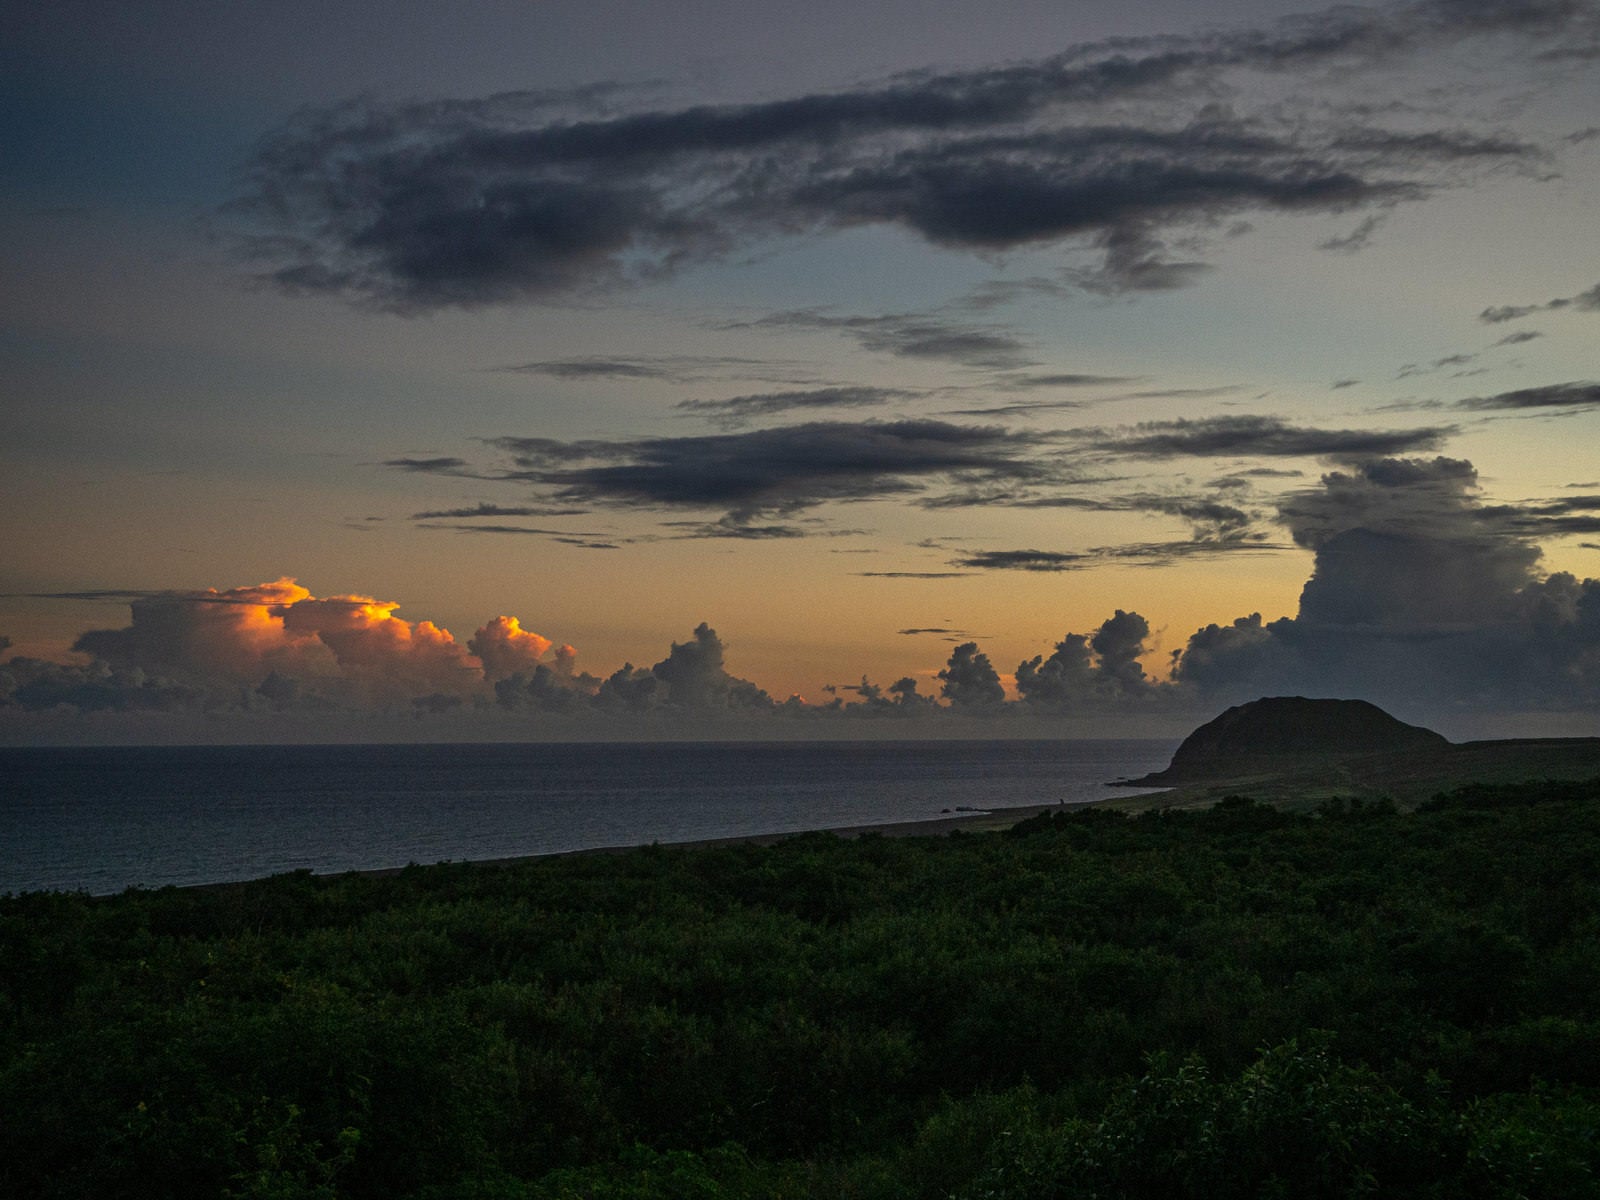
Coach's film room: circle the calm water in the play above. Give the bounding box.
[0,739,1174,895]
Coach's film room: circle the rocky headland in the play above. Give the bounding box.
[1110,695,1600,810]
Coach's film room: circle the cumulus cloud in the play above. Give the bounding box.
[2,583,816,727]
[1092,610,1155,693]
[467,615,560,681]
[1271,458,1570,629]
[592,662,659,713]
[0,658,206,714]
[865,452,1600,719]
[1014,610,1160,708]
[69,579,332,682]
[1171,454,1600,713]
[1014,636,1095,704]
[273,594,482,691]
[820,674,940,717]
[649,622,773,709]
[229,0,1574,308]
[20,445,1600,731]
[938,642,1005,707]
[1,579,585,716]
[492,644,589,714]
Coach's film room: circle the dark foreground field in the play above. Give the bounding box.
[6,779,1600,1198]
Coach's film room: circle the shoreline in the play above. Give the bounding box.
[39,800,1121,897]
[295,800,1096,886]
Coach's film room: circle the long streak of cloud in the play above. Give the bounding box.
[228,0,1576,308]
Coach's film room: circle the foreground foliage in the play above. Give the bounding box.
[5,779,1600,1197]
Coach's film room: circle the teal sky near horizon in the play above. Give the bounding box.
[4,0,1600,742]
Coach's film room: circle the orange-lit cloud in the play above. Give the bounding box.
[468,615,555,681]
[275,592,478,692]
[66,578,573,704]
[73,578,331,680]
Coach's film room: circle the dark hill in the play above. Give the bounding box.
[1130,696,1450,786]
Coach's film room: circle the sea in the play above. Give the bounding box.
[0,739,1175,895]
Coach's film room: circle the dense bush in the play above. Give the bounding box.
[4,779,1600,1197]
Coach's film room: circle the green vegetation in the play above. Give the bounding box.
[6,779,1600,1198]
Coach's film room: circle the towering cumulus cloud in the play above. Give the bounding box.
[70,579,325,680]
[468,616,560,682]
[650,623,774,709]
[273,595,480,694]
[938,643,1005,707]
[1173,457,1600,713]
[0,583,794,729]
[5,579,574,715]
[1014,611,1160,708]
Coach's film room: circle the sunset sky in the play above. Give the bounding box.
[4,0,1600,742]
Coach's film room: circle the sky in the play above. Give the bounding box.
[3,0,1600,743]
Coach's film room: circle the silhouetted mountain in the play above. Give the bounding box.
[1130,696,1449,785]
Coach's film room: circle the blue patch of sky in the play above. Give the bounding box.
[0,54,261,210]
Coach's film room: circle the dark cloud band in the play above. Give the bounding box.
[230,0,1575,308]
[1079,414,1455,458]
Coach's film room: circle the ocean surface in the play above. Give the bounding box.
[0,739,1175,895]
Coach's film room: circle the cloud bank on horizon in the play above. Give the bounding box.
[8,448,1600,735]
